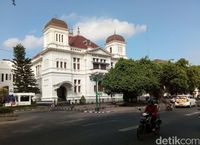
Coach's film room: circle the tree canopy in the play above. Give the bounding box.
[12,44,40,93]
[103,57,200,102]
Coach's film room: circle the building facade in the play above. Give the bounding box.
[0,59,14,94]
[31,18,127,103]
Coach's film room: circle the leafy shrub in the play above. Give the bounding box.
[80,96,86,104]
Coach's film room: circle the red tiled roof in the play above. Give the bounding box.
[69,35,99,49]
[106,34,125,44]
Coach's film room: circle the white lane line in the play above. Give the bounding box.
[82,120,117,127]
[118,125,138,132]
[185,111,200,116]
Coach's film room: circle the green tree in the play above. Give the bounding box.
[138,57,164,98]
[12,44,40,93]
[187,65,200,94]
[162,59,189,95]
[103,57,200,102]
[103,58,163,102]
[103,59,142,102]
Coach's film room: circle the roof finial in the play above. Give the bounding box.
[54,14,58,18]
[114,29,116,34]
[77,27,80,35]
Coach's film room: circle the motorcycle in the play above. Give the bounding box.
[137,108,162,140]
[165,102,174,111]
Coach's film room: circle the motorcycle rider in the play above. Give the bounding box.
[144,98,159,131]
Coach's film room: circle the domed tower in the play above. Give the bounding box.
[105,33,126,58]
[43,18,69,50]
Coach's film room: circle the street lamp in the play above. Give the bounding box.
[89,73,104,111]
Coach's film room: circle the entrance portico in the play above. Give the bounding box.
[54,81,73,101]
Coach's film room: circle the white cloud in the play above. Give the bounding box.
[3,35,43,49]
[60,13,79,21]
[73,17,147,41]
[3,14,147,49]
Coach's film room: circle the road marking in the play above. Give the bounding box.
[118,125,138,132]
[82,120,117,127]
[185,111,200,116]
[57,118,85,125]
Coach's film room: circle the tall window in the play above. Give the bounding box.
[111,62,113,68]
[56,33,64,42]
[56,61,67,69]
[77,58,80,70]
[36,65,41,77]
[93,64,99,69]
[118,47,123,54]
[5,74,8,80]
[9,74,11,80]
[73,57,80,70]
[60,62,63,68]
[1,74,4,82]
[74,80,77,93]
[78,80,81,92]
[56,34,58,41]
[100,64,106,70]
[56,61,59,68]
[74,79,81,93]
[64,62,66,69]
[110,47,112,53]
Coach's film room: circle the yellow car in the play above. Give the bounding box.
[175,95,196,108]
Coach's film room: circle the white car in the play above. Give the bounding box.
[175,95,196,108]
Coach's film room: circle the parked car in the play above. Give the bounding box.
[175,95,196,108]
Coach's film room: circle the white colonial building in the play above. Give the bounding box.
[31,18,127,103]
[0,59,14,94]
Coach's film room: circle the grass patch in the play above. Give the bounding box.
[10,104,38,111]
[0,107,13,114]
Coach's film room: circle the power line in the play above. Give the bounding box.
[0,48,13,53]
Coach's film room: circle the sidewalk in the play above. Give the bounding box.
[72,102,167,113]
[11,102,167,114]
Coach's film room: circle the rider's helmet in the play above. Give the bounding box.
[148,97,159,105]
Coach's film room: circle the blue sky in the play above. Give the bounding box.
[0,0,200,64]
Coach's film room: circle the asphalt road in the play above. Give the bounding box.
[0,107,199,145]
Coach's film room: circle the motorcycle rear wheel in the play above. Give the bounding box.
[137,125,145,140]
[154,126,160,137]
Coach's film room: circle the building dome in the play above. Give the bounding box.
[44,18,68,30]
[106,34,125,44]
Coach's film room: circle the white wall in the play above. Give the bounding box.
[105,42,126,58]
[0,60,14,94]
[43,27,69,50]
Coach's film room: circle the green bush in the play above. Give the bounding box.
[0,107,13,114]
[80,96,86,104]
